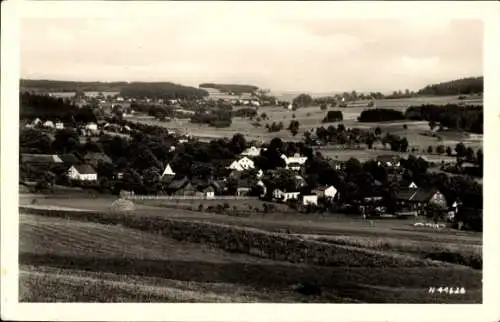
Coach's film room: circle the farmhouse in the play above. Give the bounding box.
[227,157,255,171]
[85,122,98,132]
[58,153,81,166]
[161,163,176,179]
[377,155,401,168]
[21,153,63,165]
[395,187,447,214]
[167,177,197,196]
[55,122,64,130]
[43,120,55,128]
[67,164,98,181]
[399,180,418,189]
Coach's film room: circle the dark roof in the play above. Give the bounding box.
[395,187,437,202]
[72,164,97,175]
[21,154,61,164]
[287,162,303,168]
[58,154,81,164]
[399,180,417,188]
[237,178,254,188]
[167,176,189,190]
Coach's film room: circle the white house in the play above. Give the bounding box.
[33,118,42,125]
[281,153,308,171]
[43,120,55,128]
[85,122,98,132]
[273,189,300,202]
[55,122,64,130]
[302,195,319,206]
[241,146,262,158]
[250,100,260,107]
[256,169,264,178]
[227,157,255,171]
[313,185,338,199]
[287,103,293,110]
[67,164,98,181]
[161,163,176,178]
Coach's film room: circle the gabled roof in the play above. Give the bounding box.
[71,164,97,175]
[21,154,62,164]
[162,163,176,176]
[395,187,438,203]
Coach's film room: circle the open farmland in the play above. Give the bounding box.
[19,209,481,303]
[127,95,482,162]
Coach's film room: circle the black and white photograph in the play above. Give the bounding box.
[1,0,499,321]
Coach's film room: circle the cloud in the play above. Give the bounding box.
[20,14,483,93]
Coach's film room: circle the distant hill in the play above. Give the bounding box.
[20,79,208,99]
[417,76,483,96]
[20,79,127,93]
[199,83,259,95]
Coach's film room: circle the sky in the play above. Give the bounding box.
[20,6,483,94]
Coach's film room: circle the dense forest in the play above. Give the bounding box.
[199,83,259,94]
[120,82,208,99]
[416,77,483,96]
[405,104,483,134]
[20,79,126,93]
[20,92,79,122]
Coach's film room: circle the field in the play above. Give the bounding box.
[127,95,483,162]
[19,194,482,303]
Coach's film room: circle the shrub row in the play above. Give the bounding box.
[20,206,448,268]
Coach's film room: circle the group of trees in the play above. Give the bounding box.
[405,104,483,134]
[292,94,314,108]
[20,92,79,122]
[322,111,343,123]
[189,108,232,128]
[358,108,405,122]
[288,120,301,136]
[20,79,126,93]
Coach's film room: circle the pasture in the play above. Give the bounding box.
[19,210,482,303]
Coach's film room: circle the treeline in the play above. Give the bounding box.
[199,83,259,94]
[358,109,405,122]
[405,104,483,134]
[20,79,126,93]
[20,92,79,122]
[120,82,208,99]
[322,111,343,123]
[417,77,483,96]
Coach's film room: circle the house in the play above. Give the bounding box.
[241,146,262,158]
[161,163,176,178]
[395,187,447,214]
[294,175,307,189]
[167,177,196,196]
[83,152,112,168]
[256,169,264,178]
[85,122,98,132]
[377,155,401,168]
[235,178,253,196]
[313,185,338,199]
[281,153,308,171]
[227,157,255,171]
[32,118,42,126]
[67,164,98,181]
[256,180,267,197]
[43,120,55,128]
[55,122,64,130]
[196,184,215,199]
[302,195,319,206]
[273,189,300,202]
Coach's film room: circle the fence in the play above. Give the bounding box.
[124,195,259,201]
